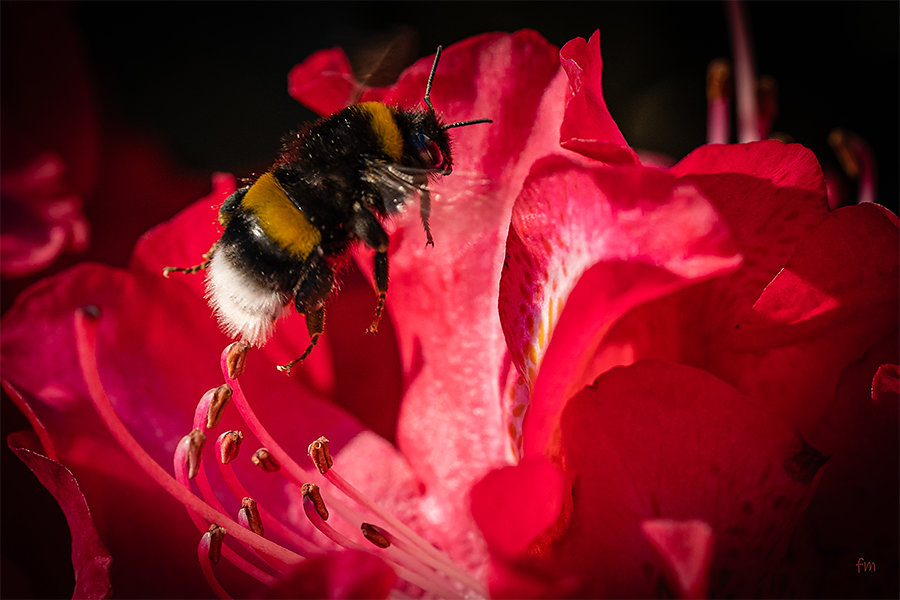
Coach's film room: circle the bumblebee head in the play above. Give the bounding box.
[408,45,492,176]
[398,110,454,175]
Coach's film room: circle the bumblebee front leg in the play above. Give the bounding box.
[162,244,216,278]
[351,206,390,334]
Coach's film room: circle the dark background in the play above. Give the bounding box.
[2,1,897,597]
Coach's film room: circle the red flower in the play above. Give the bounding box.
[3,27,897,600]
[480,32,899,599]
[0,4,97,277]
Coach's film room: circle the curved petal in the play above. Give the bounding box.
[8,430,112,600]
[641,519,714,600]
[288,48,358,116]
[558,31,637,165]
[470,457,564,560]
[714,202,899,432]
[552,360,825,598]
[499,155,741,457]
[341,31,567,557]
[0,254,412,596]
[0,154,89,278]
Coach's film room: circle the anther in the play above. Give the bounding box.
[206,384,232,430]
[184,428,207,479]
[706,59,732,101]
[361,522,391,549]
[829,129,859,177]
[219,430,243,464]
[226,341,250,379]
[239,497,265,536]
[251,448,281,472]
[204,524,227,565]
[300,483,329,520]
[308,436,333,474]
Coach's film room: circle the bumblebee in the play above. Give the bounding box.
[164,46,490,373]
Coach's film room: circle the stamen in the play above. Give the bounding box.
[829,129,877,204]
[308,438,487,596]
[178,429,206,480]
[361,522,391,549]
[198,525,233,600]
[207,385,232,430]
[301,483,330,521]
[216,434,317,555]
[239,497,265,537]
[175,430,286,582]
[190,457,284,582]
[219,430,243,464]
[365,520,487,597]
[220,345,317,488]
[205,523,226,565]
[725,0,760,142]
[226,341,250,379]
[706,59,731,144]
[308,436,334,474]
[300,487,462,598]
[301,484,358,550]
[74,308,302,567]
[252,448,281,473]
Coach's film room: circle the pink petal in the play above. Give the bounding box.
[0,252,411,596]
[669,141,829,330]
[346,31,566,555]
[641,519,714,599]
[670,140,825,195]
[558,31,638,164]
[790,333,899,597]
[8,430,112,599]
[288,48,358,116]
[470,457,564,559]
[0,154,89,277]
[498,156,741,458]
[553,360,824,597]
[873,363,900,409]
[714,202,899,434]
[265,550,396,599]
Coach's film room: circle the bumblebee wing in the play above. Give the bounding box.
[361,158,433,214]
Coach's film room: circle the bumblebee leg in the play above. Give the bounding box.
[277,308,324,375]
[367,250,388,334]
[162,244,216,277]
[419,187,435,247]
[351,207,390,334]
[277,257,334,374]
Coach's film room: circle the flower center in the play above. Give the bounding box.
[74,308,485,598]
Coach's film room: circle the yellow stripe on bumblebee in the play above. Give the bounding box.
[355,102,403,162]
[241,172,322,259]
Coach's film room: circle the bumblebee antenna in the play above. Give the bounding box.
[442,118,492,130]
[423,45,442,113]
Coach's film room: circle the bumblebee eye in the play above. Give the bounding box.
[414,132,444,169]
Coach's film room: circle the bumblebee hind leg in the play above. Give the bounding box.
[277,256,334,374]
[163,245,216,277]
[276,308,324,375]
